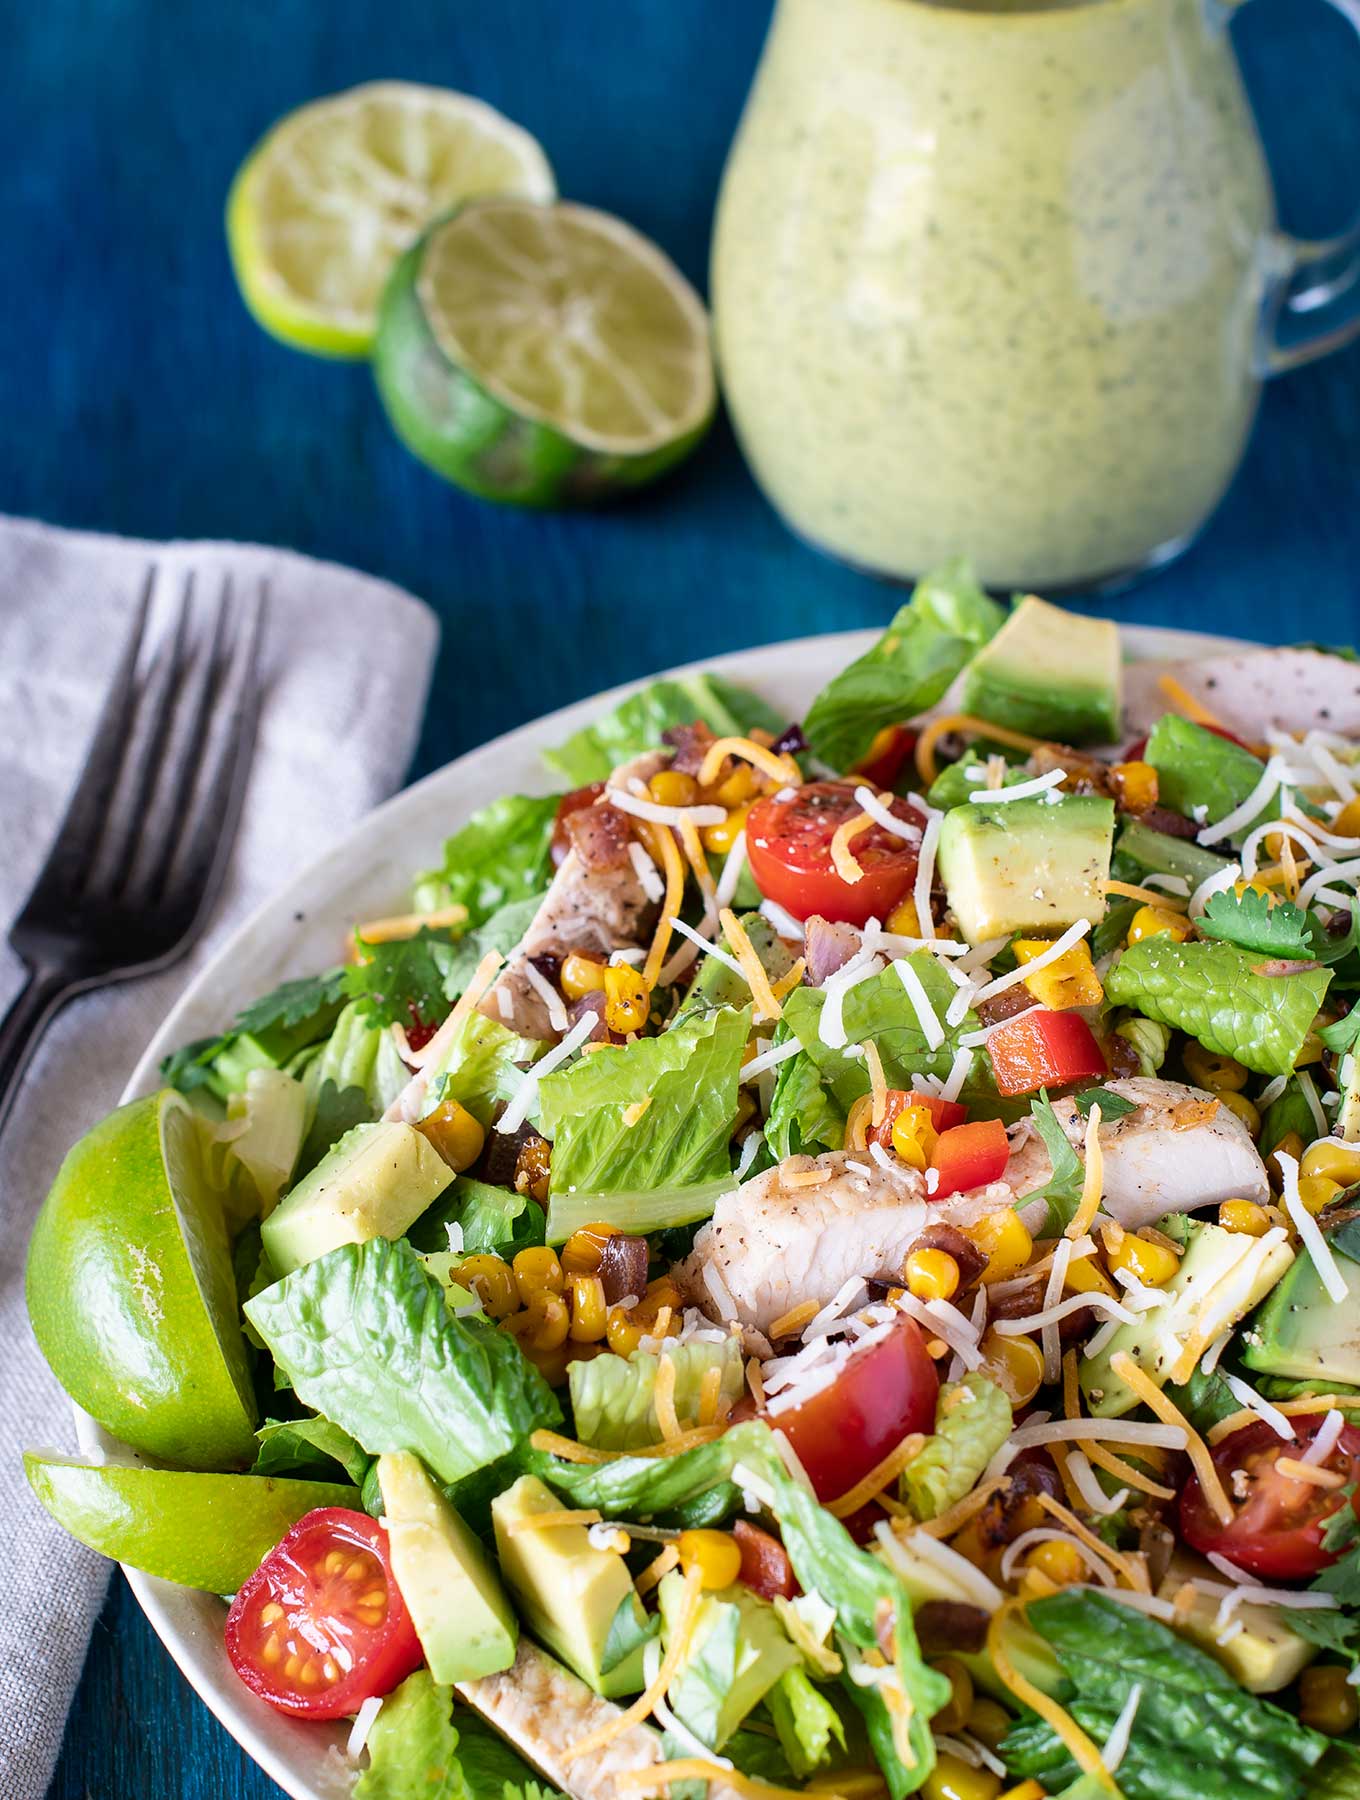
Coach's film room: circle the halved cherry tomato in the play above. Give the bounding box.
[870,1088,968,1150]
[1180,1416,1360,1580]
[732,1316,939,1502]
[1125,723,1255,761]
[225,1508,422,1719]
[746,781,925,928]
[733,1519,798,1600]
[931,1119,1011,1198]
[550,783,606,867]
[854,725,919,793]
[987,1008,1106,1097]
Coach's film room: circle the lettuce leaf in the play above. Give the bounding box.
[245,1237,560,1487]
[569,1338,744,1451]
[768,1665,848,1778]
[424,1010,546,1129]
[354,1669,566,1800]
[765,1031,847,1160]
[408,1177,546,1258]
[539,1004,750,1241]
[1144,715,1279,838]
[411,794,559,930]
[659,1570,801,1752]
[803,561,1005,771]
[901,1373,1012,1521]
[1105,939,1331,1078]
[544,673,785,788]
[252,1414,371,1485]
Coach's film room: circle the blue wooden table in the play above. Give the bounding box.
[5,0,1358,1791]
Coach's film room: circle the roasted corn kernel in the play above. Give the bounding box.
[980,1330,1045,1406]
[891,1101,939,1172]
[1299,1175,1345,1216]
[1302,1140,1360,1187]
[512,1246,565,1305]
[514,1135,552,1203]
[568,1274,608,1342]
[457,1254,518,1320]
[605,1305,644,1355]
[417,1097,486,1172]
[1013,938,1103,1009]
[712,762,760,809]
[998,1784,1047,1800]
[1300,1664,1360,1735]
[677,1529,743,1590]
[560,953,608,1000]
[965,1210,1034,1284]
[922,1754,1001,1800]
[1127,904,1192,945]
[1182,1043,1249,1093]
[905,1248,961,1303]
[1219,1198,1273,1236]
[560,1222,616,1276]
[966,1698,1013,1750]
[1269,1130,1306,1185]
[1026,1539,1086,1586]
[702,803,751,855]
[604,964,651,1033]
[1106,1233,1180,1288]
[1064,1255,1119,1299]
[649,769,698,809]
[1216,1090,1261,1137]
[507,1293,570,1352]
[1111,760,1158,812]
[886,897,922,937]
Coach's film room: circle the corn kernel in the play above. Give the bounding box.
[1112,760,1158,813]
[702,803,751,855]
[980,1329,1045,1406]
[604,964,651,1034]
[905,1247,961,1303]
[1013,938,1103,1009]
[1219,1198,1272,1236]
[457,1254,518,1319]
[891,1102,939,1172]
[1106,1233,1180,1288]
[1333,797,1360,839]
[1299,1175,1345,1216]
[930,1657,974,1733]
[512,1246,565,1305]
[1303,1140,1360,1187]
[922,1753,1001,1800]
[1181,1043,1248,1093]
[649,769,698,809]
[417,1097,486,1172]
[1027,1538,1086,1585]
[1269,1130,1306,1186]
[560,1223,617,1276]
[677,1528,743,1591]
[965,1210,1034,1284]
[605,1306,643,1355]
[1214,1090,1261,1137]
[712,763,760,809]
[998,1784,1047,1800]
[966,1698,1013,1750]
[1064,1255,1119,1299]
[506,1292,570,1352]
[886,897,922,937]
[569,1274,609,1342]
[1300,1664,1360,1735]
[560,953,608,1000]
[1127,904,1192,945]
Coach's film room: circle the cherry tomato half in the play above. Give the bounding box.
[932,1119,1011,1198]
[1180,1415,1360,1580]
[733,1519,798,1600]
[733,1316,939,1503]
[746,781,925,928]
[225,1508,423,1719]
[853,725,919,793]
[987,1009,1107,1098]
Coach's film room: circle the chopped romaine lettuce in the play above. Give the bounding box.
[544,673,785,788]
[803,560,1006,771]
[538,1004,750,1242]
[303,999,409,1116]
[422,1011,545,1129]
[768,1665,848,1778]
[901,1373,1012,1521]
[354,1668,566,1800]
[252,1415,371,1486]
[1144,715,1278,838]
[245,1237,560,1487]
[569,1338,744,1451]
[206,1067,307,1222]
[1111,1014,1170,1077]
[1105,939,1330,1078]
[658,1570,801,1752]
[765,1030,846,1160]
[408,1177,545,1258]
[411,793,559,929]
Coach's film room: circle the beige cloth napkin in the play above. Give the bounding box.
[0,516,440,1800]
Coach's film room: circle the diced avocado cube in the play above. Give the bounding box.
[1241,1219,1360,1387]
[260,1121,454,1276]
[1081,1221,1294,1417]
[657,1570,801,1751]
[676,914,793,1022]
[492,1474,652,1699]
[937,794,1115,944]
[377,1452,517,1682]
[1158,1554,1315,1693]
[960,596,1121,745]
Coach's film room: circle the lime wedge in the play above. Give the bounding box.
[373,199,716,505]
[26,1091,259,1470]
[24,1454,358,1593]
[226,83,556,357]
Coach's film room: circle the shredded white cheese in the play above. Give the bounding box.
[894,957,945,1050]
[715,830,749,908]
[913,809,943,942]
[1188,859,1243,920]
[1100,1683,1143,1774]
[1278,1149,1351,1303]
[1197,757,1285,846]
[521,958,569,1033]
[1303,1409,1348,1466]
[627,839,666,903]
[346,1696,384,1762]
[740,1036,803,1081]
[852,784,922,840]
[968,769,1067,804]
[607,787,726,828]
[1221,1372,1296,1440]
[495,1011,598,1134]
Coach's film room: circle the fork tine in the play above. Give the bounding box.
[27,568,155,899]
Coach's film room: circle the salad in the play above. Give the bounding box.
[26,567,1360,1800]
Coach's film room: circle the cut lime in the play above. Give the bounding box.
[24,1454,358,1593]
[373,199,716,505]
[26,1091,259,1470]
[226,83,556,358]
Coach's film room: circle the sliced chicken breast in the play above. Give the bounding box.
[1123,648,1360,742]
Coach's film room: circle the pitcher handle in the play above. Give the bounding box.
[1249,0,1360,375]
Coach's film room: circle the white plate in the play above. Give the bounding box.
[75,620,1243,1799]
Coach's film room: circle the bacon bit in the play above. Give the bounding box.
[913,1601,990,1657]
[1170,1096,1220,1129]
[662,719,718,776]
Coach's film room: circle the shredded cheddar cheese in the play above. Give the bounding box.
[1208,1394,1360,1445]
[697,735,802,792]
[1110,1352,1233,1525]
[1276,1457,1348,1489]
[678,816,719,917]
[1157,673,1230,735]
[862,1039,889,1129]
[745,1356,766,1407]
[919,1473,1010,1540]
[502,1507,604,1537]
[352,902,468,950]
[1061,1353,1176,1499]
[1066,1103,1105,1241]
[827,1433,927,1519]
[697,1362,723,1427]
[1098,878,1190,911]
[634,1542,681,1597]
[770,957,807,1001]
[721,906,783,1022]
[845,1093,874,1152]
[564,1566,706,1762]
[1035,1491,1148,1592]
[769,1299,821,1340]
[642,823,688,990]
[654,1353,682,1441]
[914,713,1050,787]
[829,811,874,884]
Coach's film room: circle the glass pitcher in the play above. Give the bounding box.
[711,0,1360,592]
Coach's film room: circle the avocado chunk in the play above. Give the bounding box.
[937,794,1115,944]
[658,1569,801,1751]
[492,1474,652,1699]
[1158,1553,1316,1693]
[677,913,793,1023]
[1081,1220,1295,1417]
[960,596,1121,745]
[260,1120,453,1275]
[377,1452,517,1682]
[1241,1212,1360,1387]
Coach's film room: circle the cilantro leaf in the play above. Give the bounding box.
[1074,1087,1138,1122]
[1199,887,1315,958]
[160,970,347,1094]
[235,970,349,1035]
[343,928,463,1030]
[1022,1091,1085,1232]
[1286,1604,1360,1662]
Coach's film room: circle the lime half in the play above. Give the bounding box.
[373,199,716,505]
[227,83,556,358]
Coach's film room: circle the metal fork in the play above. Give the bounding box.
[0,569,267,1140]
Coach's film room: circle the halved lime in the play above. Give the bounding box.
[24,1454,358,1593]
[26,1091,259,1470]
[226,83,556,358]
[373,199,716,505]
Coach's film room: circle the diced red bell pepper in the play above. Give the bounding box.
[987,1008,1107,1097]
[853,724,919,793]
[869,1088,968,1151]
[930,1118,1011,1198]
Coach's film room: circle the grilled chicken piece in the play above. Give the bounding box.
[1123,649,1360,742]
[1003,1075,1269,1227]
[478,753,666,1041]
[679,1150,1023,1334]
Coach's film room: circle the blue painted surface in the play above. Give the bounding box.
[5,0,1356,1791]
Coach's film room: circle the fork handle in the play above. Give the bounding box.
[0,967,74,1144]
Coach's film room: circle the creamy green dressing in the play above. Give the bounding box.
[711,0,1277,590]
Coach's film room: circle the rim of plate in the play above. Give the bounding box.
[72,618,1245,1800]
